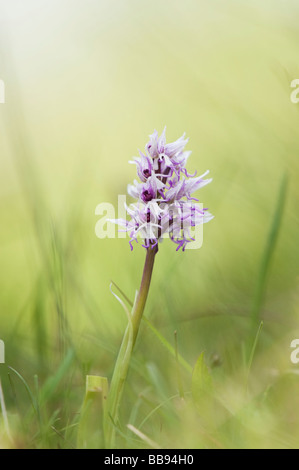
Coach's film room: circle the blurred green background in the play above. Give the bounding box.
[1,0,299,449]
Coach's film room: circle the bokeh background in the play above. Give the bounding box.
[1,0,299,449]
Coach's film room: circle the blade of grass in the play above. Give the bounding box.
[8,366,39,418]
[0,378,12,442]
[138,393,184,430]
[110,280,133,308]
[191,353,213,407]
[246,321,263,393]
[143,317,193,374]
[127,424,161,449]
[32,282,48,374]
[77,375,108,449]
[174,331,184,399]
[39,348,75,406]
[250,173,288,332]
[51,425,75,449]
[110,282,193,374]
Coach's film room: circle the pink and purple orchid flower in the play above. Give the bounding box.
[113,128,213,251]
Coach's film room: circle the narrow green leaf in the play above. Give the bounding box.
[250,173,288,331]
[109,283,193,374]
[0,378,11,441]
[191,353,213,409]
[8,366,38,417]
[246,321,263,392]
[143,317,193,374]
[174,331,184,399]
[39,349,75,405]
[110,280,134,308]
[77,375,108,449]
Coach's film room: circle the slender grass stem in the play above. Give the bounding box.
[105,245,158,449]
[246,321,263,394]
[0,378,11,442]
[250,174,288,333]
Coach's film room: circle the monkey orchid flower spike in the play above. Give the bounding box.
[113,127,213,252]
[104,128,213,449]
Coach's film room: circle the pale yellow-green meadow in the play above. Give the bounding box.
[1,0,299,449]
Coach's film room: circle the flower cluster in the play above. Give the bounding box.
[114,128,213,251]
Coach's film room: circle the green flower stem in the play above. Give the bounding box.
[104,245,158,449]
